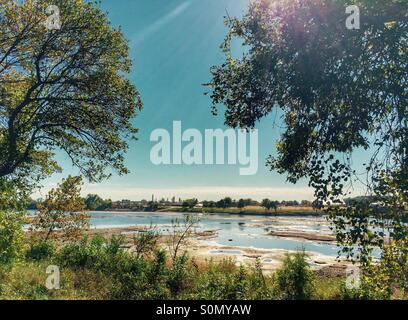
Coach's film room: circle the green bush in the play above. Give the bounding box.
[57,235,127,272]
[57,237,101,269]
[246,259,271,299]
[191,258,271,300]
[0,211,25,266]
[112,249,171,300]
[26,240,56,261]
[167,252,190,296]
[275,250,314,300]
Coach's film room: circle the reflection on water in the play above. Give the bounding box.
[88,212,341,257]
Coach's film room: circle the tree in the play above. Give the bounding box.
[237,198,246,209]
[0,0,142,184]
[0,210,25,265]
[84,194,112,211]
[209,0,407,295]
[216,197,233,209]
[32,175,89,240]
[216,199,225,208]
[203,200,216,208]
[301,200,312,207]
[224,197,233,208]
[182,198,198,210]
[167,215,198,262]
[275,250,314,300]
[145,201,158,212]
[0,177,29,265]
[270,201,278,213]
[261,199,272,213]
[133,227,160,259]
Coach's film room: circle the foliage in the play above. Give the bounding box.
[192,258,271,300]
[0,176,29,267]
[182,198,198,210]
[166,214,199,262]
[53,235,274,300]
[31,176,89,240]
[274,251,314,300]
[133,227,160,258]
[237,198,246,209]
[261,199,271,212]
[84,194,112,211]
[146,201,159,212]
[342,240,408,299]
[58,235,119,270]
[261,199,278,213]
[3,234,404,300]
[167,252,189,295]
[208,0,407,293]
[0,210,25,266]
[25,239,56,261]
[216,197,233,208]
[343,196,378,207]
[0,0,142,183]
[0,178,30,212]
[0,259,113,300]
[202,198,256,209]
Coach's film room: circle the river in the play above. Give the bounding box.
[88,211,340,257]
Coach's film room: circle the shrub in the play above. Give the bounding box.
[134,229,160,258]
[57,235,128,273]
[26,240,56,261]
[57,236,109,270]
[246,259,271,299]
[32,176,89,241]
[0,211,25,266]
[112,249,171,300]
[190,258,271,300]
[167,252,189,296]
[275,250,314,300]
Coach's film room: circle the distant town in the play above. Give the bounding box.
[28,193,318,213]
[108,196,315,212]
[27,194,387,215]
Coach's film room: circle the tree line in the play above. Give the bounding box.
[28,193,113,211]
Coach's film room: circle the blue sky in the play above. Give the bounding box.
[38,0,365,201]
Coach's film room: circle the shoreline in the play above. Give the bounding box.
[80,224,344,274]
[266,231,336,243]
[89,208,324,217]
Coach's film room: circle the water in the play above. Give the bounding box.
[89,212,341,257]
[209,249,243,254]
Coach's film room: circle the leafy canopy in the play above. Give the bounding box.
[32,175,89,240]
[208,0,407,296]
[0,0,142,183]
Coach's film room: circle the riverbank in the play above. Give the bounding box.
[96,206,322,216]
[26,212,342,274]
[81,221,342,274]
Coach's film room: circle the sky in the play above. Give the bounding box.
[36,0,366,202]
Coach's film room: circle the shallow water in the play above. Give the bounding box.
[89,212,341,257]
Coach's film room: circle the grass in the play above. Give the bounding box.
[313,276,344,300]
[1,235,405,300]
[0,236,344,300]
[0,261,113,300]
